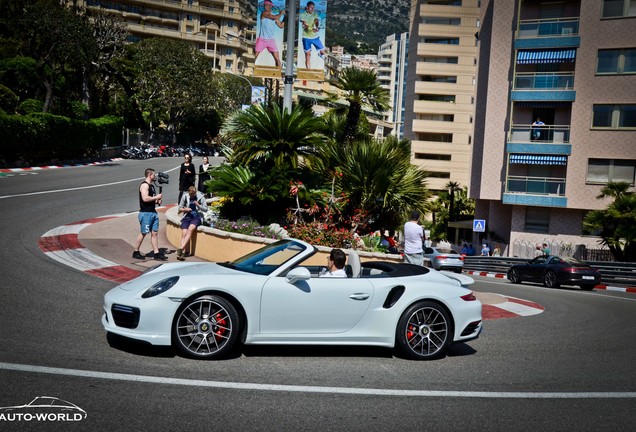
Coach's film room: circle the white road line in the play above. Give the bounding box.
[1,362,634,399]
[0,166,180,200]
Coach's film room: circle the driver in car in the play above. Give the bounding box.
[319,249,348,278]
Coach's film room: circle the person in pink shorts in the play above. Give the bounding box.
[255,0,285,67]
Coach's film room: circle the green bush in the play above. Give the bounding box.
[0,84,18,113]
[0,113,123,165]
[17,98,44,114]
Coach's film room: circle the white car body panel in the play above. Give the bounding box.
[102,239,482,354]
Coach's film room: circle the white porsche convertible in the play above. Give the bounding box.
[103,239,482,360]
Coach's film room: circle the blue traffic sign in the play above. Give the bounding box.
[473,219,486,232]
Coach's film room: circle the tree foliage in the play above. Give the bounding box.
[583,182,636,262]
[330,67,389,144]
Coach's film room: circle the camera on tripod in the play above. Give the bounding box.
[156,172,169,185]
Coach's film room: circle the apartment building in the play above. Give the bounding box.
[377,32,409,139]
[72,0,255,75]
[404,0,481,193]
[471,0,636,250]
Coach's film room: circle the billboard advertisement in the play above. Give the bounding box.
[254,0,287,79]
[296,0,327,81]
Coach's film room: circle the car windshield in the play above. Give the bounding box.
[559,256,588,266]
[436,249,458,255]
[229,240,309,275]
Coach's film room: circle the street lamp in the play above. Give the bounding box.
[225,70,253,106]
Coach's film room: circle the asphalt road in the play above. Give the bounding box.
[0,158,635,431]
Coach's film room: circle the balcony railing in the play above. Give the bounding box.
[508,124,570,143]
[513,72,574,90]
[517,17,580,38]
[506,176,566,195]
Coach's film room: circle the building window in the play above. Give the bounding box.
[602,0,636,18]
[423,37,460,45]
[226,48,233,55]
[421,56,458,64]
[597,48,636,74]
[587,159,636,185]
[415,153,452,161]
[429,172,452,179]
[419,94,456,103]
[422,75,457,83]
[525,208,550,233]
[419,114,455,122]
[225,60,233,70]
[424,0,462,5]
[417,132,453,142]
[592,104,636,128]
[422,17,461,25]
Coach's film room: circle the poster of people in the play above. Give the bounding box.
[254,0,287,78]
[296,0,327,81]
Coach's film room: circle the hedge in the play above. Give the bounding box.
[0,113,123,166]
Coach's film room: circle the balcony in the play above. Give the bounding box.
[515,18,581,49]
[507,124,572,155]
[514,72,574,90]
[503,176,568,207]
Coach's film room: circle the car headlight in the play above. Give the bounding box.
[142,276,180,298]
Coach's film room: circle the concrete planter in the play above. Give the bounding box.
[165,206,403,264]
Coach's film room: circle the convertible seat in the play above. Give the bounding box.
[347,250,361,278]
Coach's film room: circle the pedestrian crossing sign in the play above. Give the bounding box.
[473,219,486,232]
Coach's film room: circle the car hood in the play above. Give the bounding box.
[116,262,245,291]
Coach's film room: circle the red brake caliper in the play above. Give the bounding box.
[214,312,227,339]
[407,325,417,341]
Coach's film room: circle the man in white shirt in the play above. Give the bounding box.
[320,248,348,277]
[403,211,424,266]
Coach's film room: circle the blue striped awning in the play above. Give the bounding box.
[509,155,567,165]
[516,49,576,64]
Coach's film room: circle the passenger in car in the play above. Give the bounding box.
[319,249,348,278]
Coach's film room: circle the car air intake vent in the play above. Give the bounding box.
[461,320,481,336]
[112,304,140,329]
[383,286,405,309]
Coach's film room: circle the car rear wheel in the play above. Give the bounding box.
[173,295,239,359]
[395,301,451,360]
[508,268,522,284]
[544,270,560,288]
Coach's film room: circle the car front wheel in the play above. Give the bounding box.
[173,295,239,359]
[395,301,451,360]
[544,270,560,288]
[508,268,522,284]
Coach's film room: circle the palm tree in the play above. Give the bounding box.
[584,182,636,261]
[319,135,429,231]
[596,181,633,200]
[223,104,327,170]
[331,67,390,144]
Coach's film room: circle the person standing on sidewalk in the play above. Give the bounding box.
[133,168,166,261]
[177,186,208,261]
[403,211,424,266]
[178,154,196,204]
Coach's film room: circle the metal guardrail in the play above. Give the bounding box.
[464,256,636,286]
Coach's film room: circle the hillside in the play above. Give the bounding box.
[326,0,411,53]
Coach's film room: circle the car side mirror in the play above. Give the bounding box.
[285,267,311,284]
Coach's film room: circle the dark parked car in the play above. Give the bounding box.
[507,255,601,290]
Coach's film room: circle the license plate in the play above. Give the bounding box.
[582,276,594,280]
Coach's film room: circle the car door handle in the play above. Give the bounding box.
[349,293,370,300]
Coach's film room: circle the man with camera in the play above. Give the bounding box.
[132,168,167,261]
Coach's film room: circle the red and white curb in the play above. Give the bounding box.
[482,295,544,320]
[38,214,142,284]
[466,270,507,279]
[0,158,124,174]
